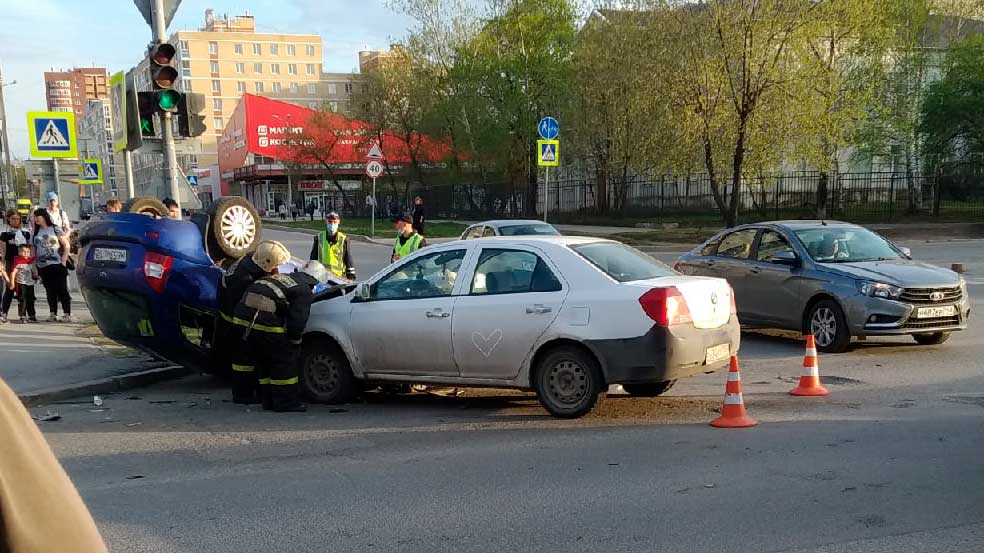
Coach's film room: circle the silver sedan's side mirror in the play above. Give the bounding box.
[899,246,912,258]
[354,283,371,301]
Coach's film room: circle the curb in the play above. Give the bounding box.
[19,365,192,407]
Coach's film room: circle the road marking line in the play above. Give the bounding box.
[0,341,99,349]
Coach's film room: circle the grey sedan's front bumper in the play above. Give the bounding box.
[585,318,741,384]
[845,294,971,336]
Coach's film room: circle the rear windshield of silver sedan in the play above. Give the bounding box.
[794,227,902,263]
[571,242,676,282]
[498,224,560,236]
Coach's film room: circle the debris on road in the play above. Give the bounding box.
[32,411,61,422]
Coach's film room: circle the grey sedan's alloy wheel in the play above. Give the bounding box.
[913,332,951,346]
[622,380,677,397]
[534,346,604,418]
[301,340,359,404]
[808,300,851,353]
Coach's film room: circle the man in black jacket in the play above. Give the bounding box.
[231,249,329,412]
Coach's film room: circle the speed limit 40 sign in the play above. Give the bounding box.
[366,160,384,179]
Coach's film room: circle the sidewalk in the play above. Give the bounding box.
[0,271,175,399]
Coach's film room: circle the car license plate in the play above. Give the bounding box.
[916,305,956,319]
[705,343,730,365]
[93,248,127,264]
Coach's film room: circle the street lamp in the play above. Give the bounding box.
[0,76,17,209]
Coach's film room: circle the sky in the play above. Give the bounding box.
[0,0,415,159]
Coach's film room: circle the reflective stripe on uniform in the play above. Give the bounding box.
[268,377,298,386]
[232,364,255,373]
[257,378,271,385]
[220,311,287,334]
[257,279,288,300]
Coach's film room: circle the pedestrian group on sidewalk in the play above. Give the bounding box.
[0,192,76,325]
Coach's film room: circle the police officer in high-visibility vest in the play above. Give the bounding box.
[231,243,330,412]
[218,252,267,404]
[309,211,355,280]
[391,212,427,264]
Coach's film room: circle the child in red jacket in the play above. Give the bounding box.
[9,244,39,323]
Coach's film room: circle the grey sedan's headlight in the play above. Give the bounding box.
[858,280,903,299]
[960,277,967,297]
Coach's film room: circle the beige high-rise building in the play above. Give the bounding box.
[169,10,326,167]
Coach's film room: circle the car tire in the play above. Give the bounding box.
[807,299,851,353]
[124,197,168,217]
[622,380,677,397]
[913,332,950,346]
[206,197,261,260]
[534,346,605,418]
[301,339,359,404]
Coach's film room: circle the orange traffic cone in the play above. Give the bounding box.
[790,335,829,396]
[710,356,758,428]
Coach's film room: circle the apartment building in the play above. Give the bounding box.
[262,72,359,114]
[78,99,119,198]
[171,10,325,167]
[44,67,109,134]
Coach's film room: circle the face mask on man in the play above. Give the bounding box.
[327,222,339,233]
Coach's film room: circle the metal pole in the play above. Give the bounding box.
[52,159,61,200]
[371,176,376,237]
[543,167,549,223]
[152,0,181,217]
[124,150,135,199]
[0,72,13,208]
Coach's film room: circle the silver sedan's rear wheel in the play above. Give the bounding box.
[534,346,604,418]
[808,299,850,353]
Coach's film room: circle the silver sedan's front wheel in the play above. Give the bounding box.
[808,300,850,353]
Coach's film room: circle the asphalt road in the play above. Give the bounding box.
[29,233,984,552]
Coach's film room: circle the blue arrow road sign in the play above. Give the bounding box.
[538,117,559,140]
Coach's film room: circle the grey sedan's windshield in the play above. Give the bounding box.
[794,227,902,263]
[497,224,560,236]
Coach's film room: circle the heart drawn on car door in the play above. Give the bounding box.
[471,329,503,358]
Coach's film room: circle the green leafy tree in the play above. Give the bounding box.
[920,34,984,162]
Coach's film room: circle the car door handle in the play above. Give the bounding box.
[425,310,451,318]
[704,260,716,267]
[526,304,552,314]
[750,267,761,275]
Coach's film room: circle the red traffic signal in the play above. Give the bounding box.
[148,43,179,90]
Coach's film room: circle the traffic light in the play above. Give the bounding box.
[148,42,181,113]
[124,74,143,151]
[137,92,158,137]
[177,93,207,138]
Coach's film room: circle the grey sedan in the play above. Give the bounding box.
[676,221,970,352]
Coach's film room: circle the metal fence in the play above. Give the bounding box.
[405,167,984,224]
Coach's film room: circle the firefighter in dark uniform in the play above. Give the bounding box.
[232,243,330,412]
[217,253,267,404]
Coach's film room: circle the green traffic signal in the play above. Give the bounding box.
[140,117,154,136]
[158,90,181,112]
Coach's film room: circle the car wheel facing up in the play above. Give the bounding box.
[621,380,677,397]
[207,197,261,260]
[301,340,358,404]
[808,299,851,353]
[913,332,951,346]
[534,346,604,418]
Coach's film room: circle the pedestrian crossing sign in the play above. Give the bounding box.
[537,139,560,167]
[79,158,103,185]
[27,111,78,158]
